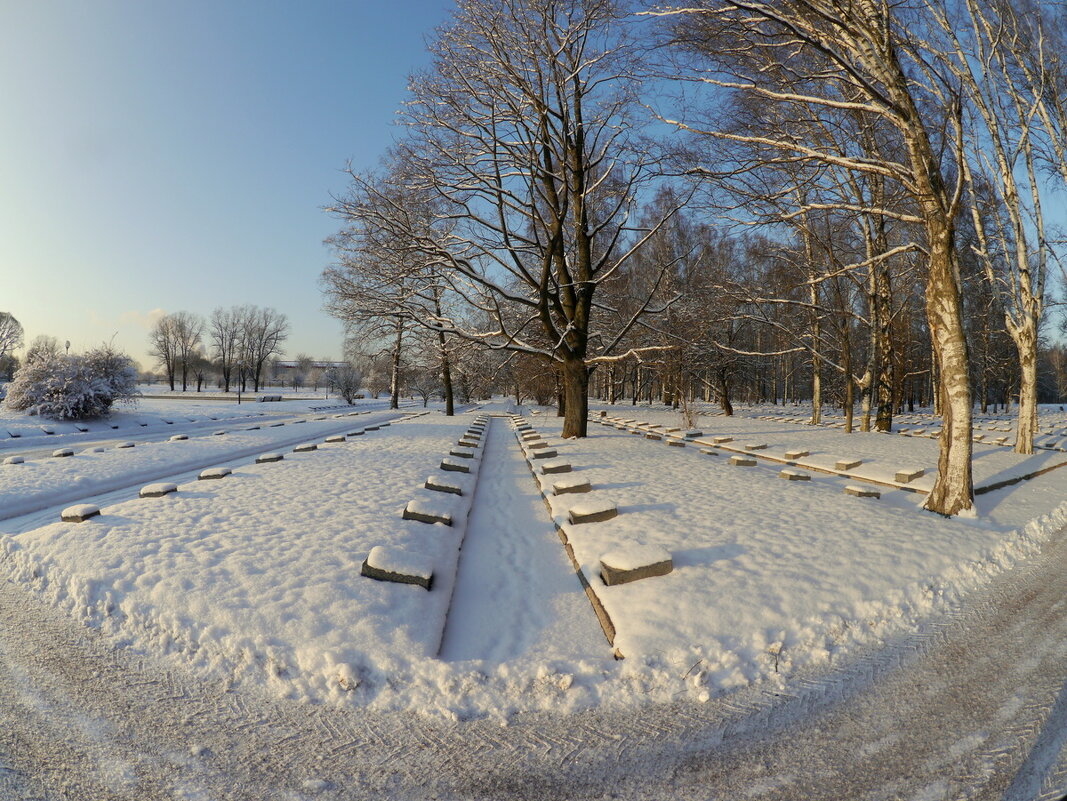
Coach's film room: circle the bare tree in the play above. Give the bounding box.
[239,307,289,392]
[331,0,682,437]
[210,306,247,393]
[149,315,179,391]
[172,311,205,392]
[0,312,24,363]
[657,0,976,515]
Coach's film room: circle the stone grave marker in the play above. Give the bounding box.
[599,545,673,587]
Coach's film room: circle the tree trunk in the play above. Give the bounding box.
[923,229,974,515]
[1013,326,1038,455]
[561,357,589,438]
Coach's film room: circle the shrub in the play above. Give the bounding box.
[3,344,139,420]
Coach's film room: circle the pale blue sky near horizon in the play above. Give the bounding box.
[0,0,453,369]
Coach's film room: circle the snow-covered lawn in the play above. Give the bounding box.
[2,399,1066,722]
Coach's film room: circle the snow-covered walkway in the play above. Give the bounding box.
[438,416,608,664]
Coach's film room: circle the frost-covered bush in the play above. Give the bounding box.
[326,364,363,404]
[3,344,139,420]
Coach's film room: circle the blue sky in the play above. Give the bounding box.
[0,0,452,369]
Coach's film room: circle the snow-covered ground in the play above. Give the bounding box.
[2,397,1067,727]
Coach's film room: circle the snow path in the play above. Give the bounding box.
[438,417,608,664]
[2,525,1067,797]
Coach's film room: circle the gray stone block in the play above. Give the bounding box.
[895,468,925,483]
[199,467,232,480]
[844,485,880,498]
[402,501,453,526]
[140,483,178,498]
[426,476,463,495]
[361,553,433,590]
[61,504,100,523]
[568,500,618,524]
[552,479,592,495]
[600,548,673,586]
[540,461,572,474]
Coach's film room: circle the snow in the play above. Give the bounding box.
[3,399,1067,722]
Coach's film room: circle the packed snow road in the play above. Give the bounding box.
[2,447,1067,797]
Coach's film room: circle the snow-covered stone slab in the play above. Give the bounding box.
[713,436,733,444]
[994,436,1009,445]
[911,429,926,436]
[74,424,89,433]
[568,499,618,524]
[269,421,285,427]
[530,448,558,459]
[256,453,284,464]
[699,448,717,456]
[664,427,680,433]
[246,425,260,431]
[364,425,380,431]
[644,433,662,440]
[844,485,880,498]
[684,430,703,439]
[40,425,55,435]
[667,440,686,447]
[425,475,464,495]
[745,443,768,450]
[600,545,673,587]
[552,478,592,495]
[325,435,346,443]
[4,455,25,465]
[449,448,475,459]
[139,483,177,498]
[169,434,188,441]
[779,469,810,481]
[61,504,100,522]
[380,422,391,427]
[361,546,434,590]
[440,458,470,473]
[293,443,318,452]
[894,468,925,483]
[402,497,453,526]
[52,448,74,458]
[213,430,226,436]
[540,460,572,475]
[527,441,550,450]
[82,446,106,454]
[116,441,136,448]
[198,467,232,480]
[348,429,365,436]
[835,458,862,470]
[729,455,756,466]
[457,439,479,449]
[784,449,809,459]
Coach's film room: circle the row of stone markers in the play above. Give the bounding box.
[756,407,1067,453]
[593,413,912,500]
[509,414,673,659]
[359,413,487,593]
[56,412,409,524]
